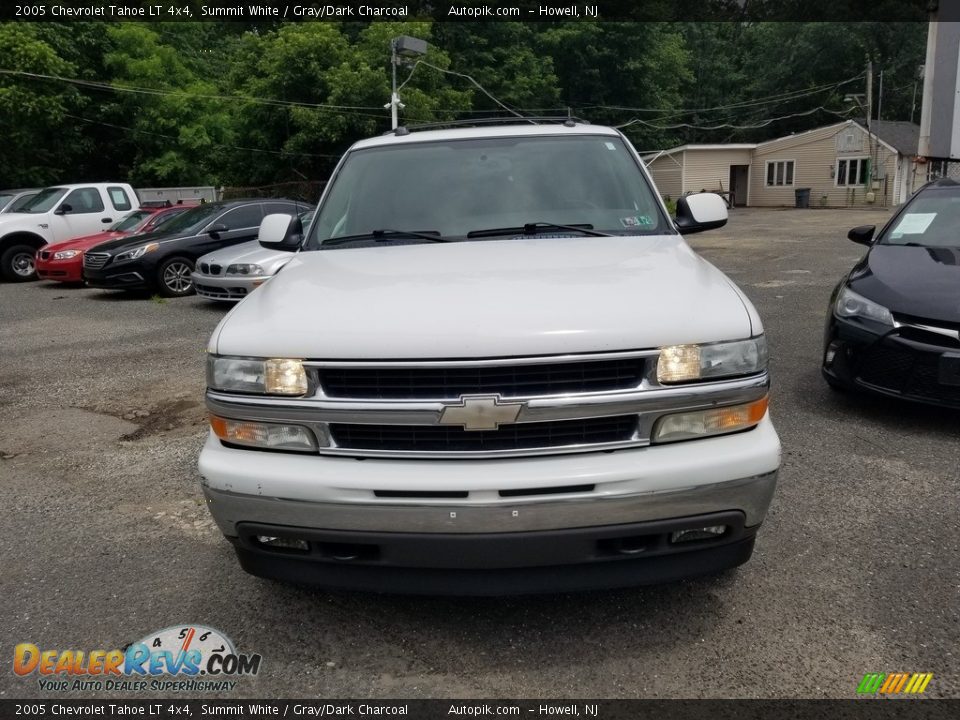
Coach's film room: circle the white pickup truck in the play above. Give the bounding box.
[199,120,781,594]
[0,182,140,281]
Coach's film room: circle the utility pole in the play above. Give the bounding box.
[389,38,400,130]
[875,67,883,188]
[865,58,874,189]
[385,36,426,130]
[877,69,884,127]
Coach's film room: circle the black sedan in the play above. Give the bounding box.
[82,198,308,297]
[822,178,960,408]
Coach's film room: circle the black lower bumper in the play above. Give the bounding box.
[229,511,757,595]
[83,269,147,290]
[823,314,960,409]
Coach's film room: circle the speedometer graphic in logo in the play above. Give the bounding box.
[135,624,235,659]
[124,623,260,678]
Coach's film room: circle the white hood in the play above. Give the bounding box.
[212,235,757,359]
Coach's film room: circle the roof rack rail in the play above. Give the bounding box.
[382,116,589,136]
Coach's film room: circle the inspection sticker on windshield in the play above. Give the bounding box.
[621,215,654,228]
[892,213,936,236]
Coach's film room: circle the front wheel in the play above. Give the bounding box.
[1,244,38,282]
[156,256,195,297]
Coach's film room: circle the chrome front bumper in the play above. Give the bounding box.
[202,469,777,537]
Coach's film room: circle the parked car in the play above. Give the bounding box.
[0,183,140,281]
[198,120,781,594]
[822,178,960,408]
[192,209,314,301]
[0,188,40,214]
[83,199,304,297]
[35,204,195,283]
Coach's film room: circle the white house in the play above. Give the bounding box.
[643,120,923,208]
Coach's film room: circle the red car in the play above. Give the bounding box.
[35,204,193,283]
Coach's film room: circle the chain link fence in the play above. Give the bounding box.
[221,180,325,203]
[926,159,960,181]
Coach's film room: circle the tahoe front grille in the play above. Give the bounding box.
[83,252,109,270]
[320,357,647,399]
[329,416,638,453]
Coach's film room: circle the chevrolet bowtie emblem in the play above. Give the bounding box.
[438,394,524,431]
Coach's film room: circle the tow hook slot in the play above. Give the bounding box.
[597,534,657,557]
[316,542,380,562]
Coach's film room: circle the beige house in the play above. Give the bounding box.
[643,120,924,208]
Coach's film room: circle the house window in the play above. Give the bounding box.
[836,157,870,187]
[765,160,795,187]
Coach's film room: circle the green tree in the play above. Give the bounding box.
[0,24,84,186]
[103,22,234,185]
[536,22,692,149]
[222,21,472,186]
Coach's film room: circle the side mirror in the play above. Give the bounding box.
[259,213,303,251]
[848,225,876,246]
[55,203,73,215]
[207,223,228,239]
[674,193,728,235]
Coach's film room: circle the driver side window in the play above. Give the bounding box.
[217,205,263,231]
[62,188,105,214]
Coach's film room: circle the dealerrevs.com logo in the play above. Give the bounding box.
[14,624,261,693]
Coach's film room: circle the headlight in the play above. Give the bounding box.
[226,263,264,276]
[834,286,893,326]
[53,249,81,260]
[653,396,769,443]
[209,415,321,452]
[113,242,159,263]
[207,356,308,396]
[657,336,768,383]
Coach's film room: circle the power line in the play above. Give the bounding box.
[586,74,864,118]
[397,60,527,119]
[64,114,344,159]
[0,69,388,117]
[614,105,856,131]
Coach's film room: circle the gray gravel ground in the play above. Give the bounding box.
[1,207,958,700]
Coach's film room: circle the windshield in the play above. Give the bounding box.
[111,210,153,232]
[881,192,960,247]
[0,194,13,209]
[306,135,668,248]
[17,187,67,213]
[150,203,223,234]
[147,207,188,231]
[7,193,37,212]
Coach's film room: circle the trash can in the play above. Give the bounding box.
[794,188,811,208]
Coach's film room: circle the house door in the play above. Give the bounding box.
[729,165,750,207]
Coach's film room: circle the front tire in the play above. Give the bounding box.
[1,244,38,282]
[156,256,195,297]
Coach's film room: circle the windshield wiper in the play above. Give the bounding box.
[467,222,613,239]
[322,229,449,247]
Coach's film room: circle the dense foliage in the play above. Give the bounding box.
[0,21,927,189]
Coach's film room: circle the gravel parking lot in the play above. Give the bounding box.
[2,207,958,700]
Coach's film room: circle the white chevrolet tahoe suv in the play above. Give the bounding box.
[199,120,780,594]
[0,182,140,281]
